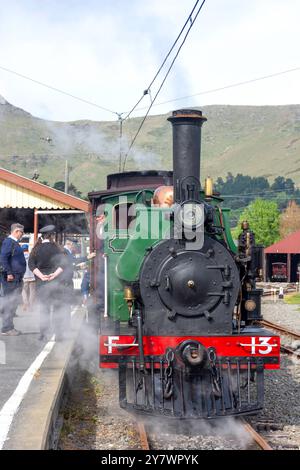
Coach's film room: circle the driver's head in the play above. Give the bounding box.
[152,186,174,207]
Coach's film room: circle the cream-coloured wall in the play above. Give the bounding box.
[0,179,72,209]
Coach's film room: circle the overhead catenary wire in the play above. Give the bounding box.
[122,0,207,172]
[1,56,300,121]
[2,47,300,180]
[123,66,300,114]
[2,62,300,152]
[0,65,118,116]
[122,0,203,122]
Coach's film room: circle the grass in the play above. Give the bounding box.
[284,293,300,304]
[58,371,104,450]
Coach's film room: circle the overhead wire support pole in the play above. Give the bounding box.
[64,160,69,194]
[122,0,207,172]
[117,112,125,172]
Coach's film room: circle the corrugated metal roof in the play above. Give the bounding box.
[0,167,89,211]
[264,230,300,254]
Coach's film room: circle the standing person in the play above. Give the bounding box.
[62,238,96,309]
[61,239,77,319]
[63,238,96,277]
[29,225,66,341]
[79,263,90,307]
[21,244,36,311]
[0,223,26,336]
[95,209,107,309]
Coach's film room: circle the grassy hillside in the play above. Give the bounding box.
[1,94,300,195]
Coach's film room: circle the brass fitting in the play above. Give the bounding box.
[124,286,135,301]
[124,286,135,317]
[204,176,213,197]
[246,231,251,257]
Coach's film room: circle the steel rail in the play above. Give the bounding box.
[260,319,300,358]
[260,319,300,340]
[280,345,300,358]
[137,421,150,450]
[241,419,273,450]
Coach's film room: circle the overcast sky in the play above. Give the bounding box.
[0,0,299,122]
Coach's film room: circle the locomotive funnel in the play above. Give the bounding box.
[168,109,207,203]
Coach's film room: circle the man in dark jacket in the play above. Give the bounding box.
[0,223,26,335]
[28,225,66,341]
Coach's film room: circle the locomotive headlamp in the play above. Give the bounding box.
[175,202,204,230]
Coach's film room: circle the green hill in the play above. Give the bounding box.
[1,94,300,195]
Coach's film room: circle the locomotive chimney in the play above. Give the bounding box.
[168,109,207,203]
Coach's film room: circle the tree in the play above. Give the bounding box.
[232,199,280,247]
[271,176,295,193]
[214,173,299,228]
[68,183,82,198]
[53,181,82,198]
[279,200,300,239]
[53,181,65,192]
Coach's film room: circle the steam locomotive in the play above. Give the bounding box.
[88,109,280,419]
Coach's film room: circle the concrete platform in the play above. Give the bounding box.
[0,305,86,449]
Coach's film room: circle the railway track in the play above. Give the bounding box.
[260,319,300,358]
[241,419,273,450]
[261,319,300,340]
[136,418,273,451]
[136,421,150,450]
[281,344,300,358]
[134,319,299,452]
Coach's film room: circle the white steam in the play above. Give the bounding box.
[42,119,160,170]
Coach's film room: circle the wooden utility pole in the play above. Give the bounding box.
[64,160,69,194]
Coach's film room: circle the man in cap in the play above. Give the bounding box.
[63,238,95,283]
[29,225,66,340]
[0,223,26,335]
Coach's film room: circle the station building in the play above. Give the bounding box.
[0,167,90,248]
[264,229,300,282]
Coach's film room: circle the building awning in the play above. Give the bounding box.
[0,179,74,209]
[264,229,300,254]
[0,167,89,212]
